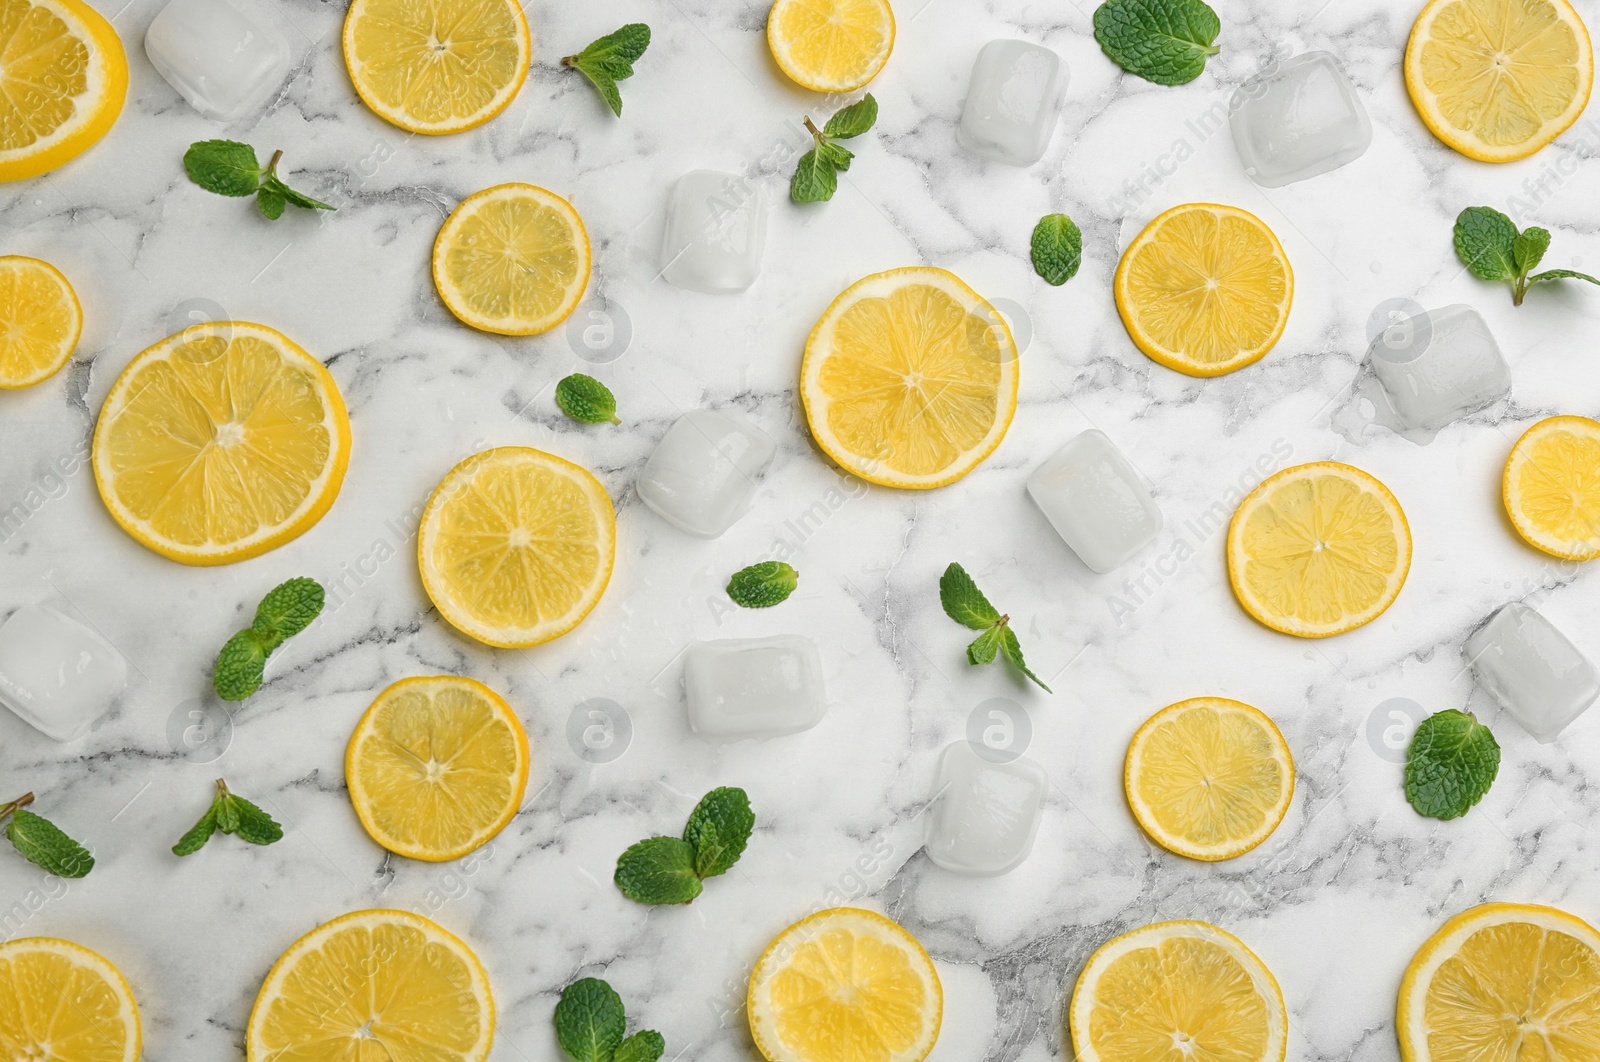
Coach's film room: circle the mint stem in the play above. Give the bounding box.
[265,149,282,180]
[803,116,824,141]
[0,793,34,819]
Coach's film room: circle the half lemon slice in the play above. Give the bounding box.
[1503,415,1600,560]
[0,256,82,388]
[0,937,140,1062]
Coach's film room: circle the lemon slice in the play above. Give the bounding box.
[1398,902,1600,1062]
[1125,697,1294,861]
[1503,415,1600,560]
[1405,0,1593,163]
[1114,203,1293,377]
[0,0,128,182]
[433,184,591,336]
[347,676,530,862]
[0,256,82,388]
[800,266,1018,489]
[92,322,351,566]
[748,907,942,1062]
[248,909,494,1062]
[418,447,615,648]
[1227,462,1412,638]
[343,0,530,135]
[1071,920,1286,1062]
[767,0,895,92]
[0,937,140,1062]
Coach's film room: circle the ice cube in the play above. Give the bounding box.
[0,605,127,742]
[145,0,292,122]
[925,740,1047,876]
[637,409,776,537]
[684,636,826,740]
[1026,429,1162,574]
[660,171,766,294]
[957,40,1069,166]
[1369,304,1511,436]
[1230,51,1371,187]
[1465,603,1600,743]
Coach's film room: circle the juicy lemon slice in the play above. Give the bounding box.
[0,937,140,1062]
[800,266,1018,489]
[1397,902,1600,1062]
[1503,415,1600,560]
[248,909,494,1062]
[1227,462,1412,638]
[767,0,895,92]
[1125,697,1294,861]
[0,0,128,182]
[342,0,530,135]
[1115,203,1293,377]
[347,676,530,862]
[748,907,942,1062]
[418,447,615,648]
[1405,0,1593,162]
[433,184,591,336]
[1070,921,1287,1062]
[0,256,81,388]
[92,322,351,566]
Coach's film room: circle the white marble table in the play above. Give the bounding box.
[3,0,1600,1058]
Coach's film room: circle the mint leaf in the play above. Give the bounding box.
[270,179,334,212]
[257,185,286,220]
[1529,268,1600,287]
[682,787,754,879]
[214,791,241,834]
[823,94,878,139]
[172,805,218,856]
[1513,227,1551,274]
[818,140,854,171]
[7,809,93,878]
[1094,0,1221,86]
[939,563,1002,630]
[254,577,325,644]
[614,1030,666,1062]
[184,140,262,197]
[226,794,284,845]
[1031,213,1082,286]
[791,146,838,203]
[727,562,798,608]
[1406,710,1500,820]
[615,837,703,904]
[966,625,1002,665]
[554,978,627,1062]
[556,374,620,424]
[999,626,1052,692]
[563,24,652,116]
[1454,206,1519,282]
[213,629,268,700]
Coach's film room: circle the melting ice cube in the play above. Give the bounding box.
[660,171,767,294]
[637,410,775,538]
[1465,603,1600,743]
[925,740,1047,875]
[0,605,127,742]
[1026,429,1162,574]
[145,0,292,122]
[684,636,826,740]
[1230,51,1371,187]
[957,40,1069,166]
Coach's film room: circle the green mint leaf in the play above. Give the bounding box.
[172,805,218,857]
[213,629,268,701]
[1405,709,1500,820]
[939,563,1002,630]
[272,179,335,212]
[556,373,620,424]
[214,791,242,834]
[823,94,878,139]
[184,139,263,197]
[7,809,93,878]
[726,562,799,608]
[999,626,1052,692]
[1454,206,1519,282]
[791,147,839,203]
[1031,213,1082,286]
[818,140,854,171]
[1093,0,1221,86]
[257,186,286,220]
[553,977,627,1062]
[562,23,651,116]
[227,795,284,846]
[1529,268,1600,287]
[682,787,754,879]
[254,577,326,643]
[1513,227,1551,275]
[613,1030,666,1062]
[966,625,1002,665]
[614,836,704,905]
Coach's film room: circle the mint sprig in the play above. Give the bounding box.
[792,95,878,203]
[1031,214,1082,286]
[562,24,652,117]
[726,562,798,608]
[554,978,664,1062]
[0,793,93,878]
[1093,0,1220,86]
[614,787,754,904]
[213,577,325,700]
[556,374,620,424]
[1405,710,1500,820]
[939,563,1051,691]
[172,778,283,856]
[1454,205,1600,306]
[184,141,335,220]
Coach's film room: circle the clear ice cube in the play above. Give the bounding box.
[684,636,826,740]
[145,0,292,122]
[957,39,1069,166]
[925,740,1047,876]
[1026,429,1162,574]
[1368,304,1511,436]
[0,605,127,742]
[1230,51,1371,187]
[1465,603,1600,743]
[660,171,766,294]
[637,409,776,538]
